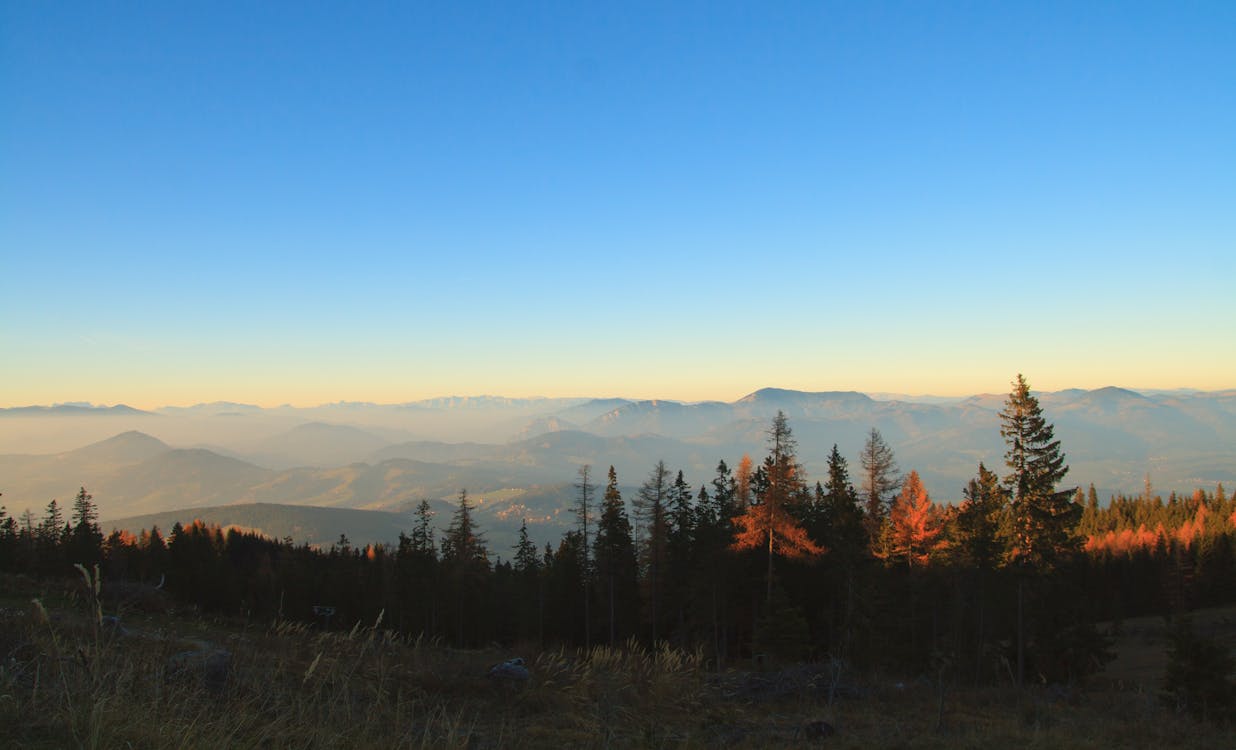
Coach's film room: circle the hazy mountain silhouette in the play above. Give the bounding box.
[4,387,1233,538]
[0,403,155,417]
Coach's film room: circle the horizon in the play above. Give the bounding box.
[5,381,1233,413]
[3,4,1234,409]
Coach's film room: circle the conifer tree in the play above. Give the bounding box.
[1000,374,1079,571]
[953,463,1008,571]
[442,490,486,565]
[593,466,637,645]
[410,499,437,558]
[820,444,867,562]
[575,464,595,648]
[634,461,671,642]
[67,487,103,566]
[666,469,696,643]
[514,518,540,574]
[860,428,901,542]
[732,412,823,603]
[888,470,946,568]
[441,490,489,644]
[999,374,1079,687]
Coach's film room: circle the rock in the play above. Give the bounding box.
[487,657,530,682]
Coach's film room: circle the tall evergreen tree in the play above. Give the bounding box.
[999,374,1079,687]
[666,469,696,644]
[410,499,437,558]
[593,466,638,645]
[514,518,540,574]
[953,463,1008,571]
[1000,374,1079,571]
[67,486,103,566]
[511,517,543,643]
[820,445,867,562]
[441,490,489,645]
[634,461,671,642]
[575,464,595,648]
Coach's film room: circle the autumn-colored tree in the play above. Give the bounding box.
[734,453,754,510]
[888,470,946,568]
[732,412,823,602]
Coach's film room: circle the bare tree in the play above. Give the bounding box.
[859,428,901,547]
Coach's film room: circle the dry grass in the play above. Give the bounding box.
[1,574,1233,748]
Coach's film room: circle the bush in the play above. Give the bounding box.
[1161,617,1235,723]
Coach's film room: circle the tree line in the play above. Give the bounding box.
[2,375,1234,686]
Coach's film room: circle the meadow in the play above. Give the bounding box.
[2,570,1232,749]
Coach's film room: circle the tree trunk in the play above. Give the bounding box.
[1016,577,1024,688]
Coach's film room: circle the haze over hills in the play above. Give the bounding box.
[2,386,1233,551]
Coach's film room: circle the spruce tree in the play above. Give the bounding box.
[634,461,671,642]
[593,466,637,645]
[441,490,489,645]
[514,518,540,573]
[1000,374,1079,571]
[68,487,103,566]
[953,463,1008,571]
[575,465,595,648]
[999,374,1079,687]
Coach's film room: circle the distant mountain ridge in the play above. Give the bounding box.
[3,386,1233,550]
[0,403,154,417]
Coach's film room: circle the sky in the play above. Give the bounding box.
[2,2,1234,408]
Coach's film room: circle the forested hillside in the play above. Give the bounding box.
[4,376,1233,697]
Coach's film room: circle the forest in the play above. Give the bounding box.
[2,375,1234,701]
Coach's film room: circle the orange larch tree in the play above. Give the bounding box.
[888,470,947,568]
[731,412,824,602]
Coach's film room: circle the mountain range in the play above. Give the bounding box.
[1,386,1233,552]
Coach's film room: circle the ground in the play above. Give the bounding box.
[1,573,1233,748]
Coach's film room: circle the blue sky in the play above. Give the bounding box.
[2,2,1233,407]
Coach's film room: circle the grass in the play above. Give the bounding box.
[1,573,1233,748]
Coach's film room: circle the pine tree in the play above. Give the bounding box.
[67,486,103,566]
[634,461,671,642]
[820,444,867,563]
[953,463,1008,570]
[440,490,489,644]
[514,518,540,573]
[593,466,637,645]
[666,469,696,644]
[575,464,595,648]
[410,499,437,558]
[1000,374,1079,571]
[441,490,487,566]
[999,374,1079,688]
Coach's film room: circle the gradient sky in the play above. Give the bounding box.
[2,2,1233,408]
